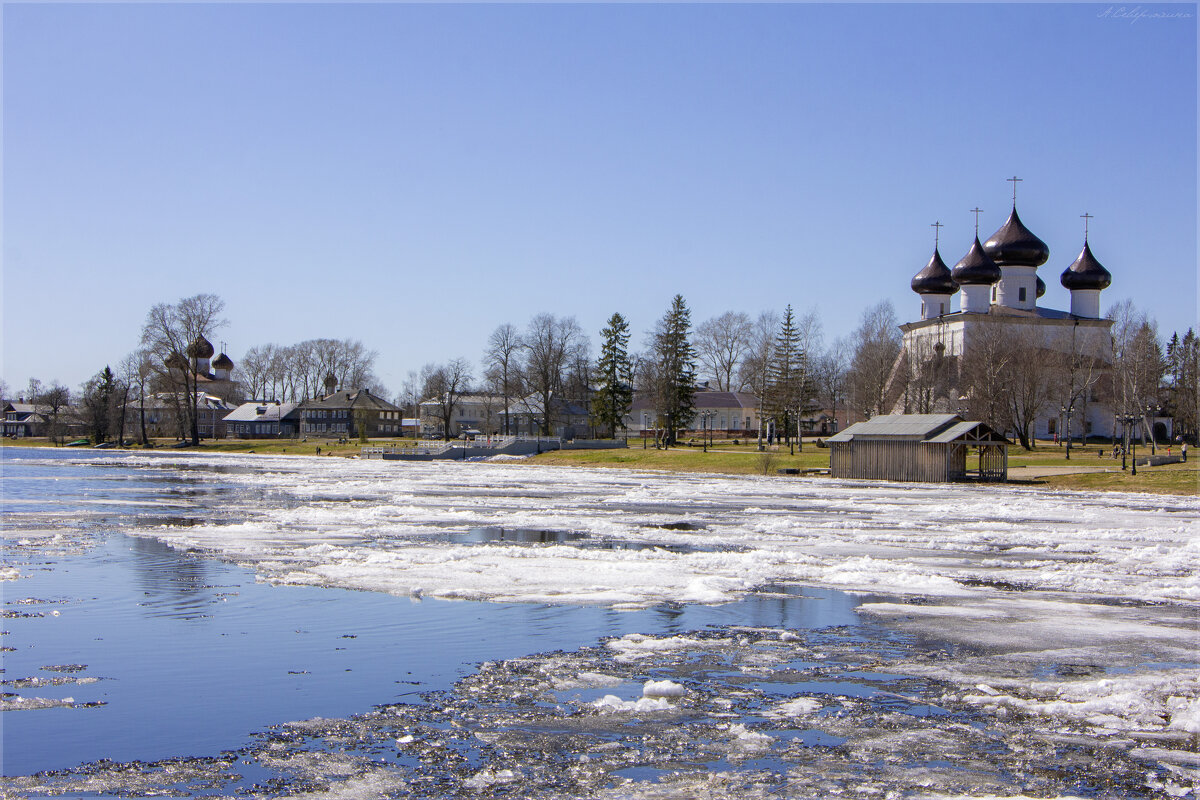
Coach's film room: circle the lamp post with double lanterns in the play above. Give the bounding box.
[1060,403,1074,460]
[1118,412,1140,474]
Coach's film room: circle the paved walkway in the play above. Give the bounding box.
[1007,465,1117,479]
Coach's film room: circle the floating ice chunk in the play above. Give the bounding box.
[0,566,19,581]
[642,679,685,698]
[770,697,822,717]
[592,694,674,713]
[395,734,415,745]
[606,633,705,662]
[1168,697,1200,734]
[727,723,773,753]
[552,671,624,690]
[463,768,520,789]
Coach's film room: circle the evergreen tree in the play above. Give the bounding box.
[82,366,117,444]
[766,305,812,452]
[592,312,633,439]
[651,295,697,447]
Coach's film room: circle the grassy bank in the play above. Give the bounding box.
[5,436,1196,495]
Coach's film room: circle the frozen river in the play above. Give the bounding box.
[2,447,1197,798]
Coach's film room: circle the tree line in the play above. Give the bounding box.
[7,291,1196,450]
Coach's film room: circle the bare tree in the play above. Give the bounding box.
[39,382,71,444]
[848,301,902,419]
[140,294,227,445]
[738,310,778,448]
[1001,327,1058,450]
[0,378,10,402]
[695,311,753,392]
[420,358,473,440]
[120,350,154,446]
[957,323,1013,434]
[1108,300,1164,448]
[813,336,850,432]
[484,323,523,435]
[522,314,585,436]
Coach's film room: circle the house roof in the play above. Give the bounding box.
[630,391,759,412]
[827,414,1009,446]
[223,401,300,423]
[826,414,961,442]
[301,388,400,412]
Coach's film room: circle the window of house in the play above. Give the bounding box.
[1048,418,1057,434]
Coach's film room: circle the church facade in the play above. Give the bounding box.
[892,190,1115,444]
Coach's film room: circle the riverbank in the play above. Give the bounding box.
[4,436,1196,495]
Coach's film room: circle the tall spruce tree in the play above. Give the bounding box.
[767,305,804,452]
[651,295,697,447]
[592,312,633,439]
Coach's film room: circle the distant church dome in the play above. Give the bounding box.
[188,335,215,359]
[983,206,1050,267]
[911,248,959,295]
[1036,275,1046,298]
[1060,240,1112,291]
[212,353,234,371]
[952,237,1002,285]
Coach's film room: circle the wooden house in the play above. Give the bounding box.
[827,414,1008,483]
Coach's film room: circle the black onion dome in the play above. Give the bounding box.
[188,335,215,359]
[212,352,234,370]
[165,352,189,370]
[983,207,1050,267]
[952,237,1002,285]
[911,248,959,295]
[1036,276,1046,298]
[1060,240,1112,291]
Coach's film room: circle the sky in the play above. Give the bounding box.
[3,2,1196,399]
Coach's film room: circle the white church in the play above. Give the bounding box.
[893,183,1116,443]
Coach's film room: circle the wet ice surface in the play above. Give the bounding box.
[2,447,1198,798]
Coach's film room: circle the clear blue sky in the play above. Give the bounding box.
[4,2,1196,397]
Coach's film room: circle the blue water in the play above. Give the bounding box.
[1,447,867,776]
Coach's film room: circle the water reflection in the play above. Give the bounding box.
[129,537,215,620]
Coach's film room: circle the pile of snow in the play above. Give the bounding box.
[642,679,686,698]
[592,694,674,714]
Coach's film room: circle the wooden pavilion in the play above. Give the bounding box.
[827,414,1009,483]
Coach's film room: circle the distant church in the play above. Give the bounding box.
[892,179,1114,442]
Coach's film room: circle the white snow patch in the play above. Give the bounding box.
[592,694,675,714]
[642,679,686,698]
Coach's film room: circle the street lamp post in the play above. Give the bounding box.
[701,411,709,453]
[1060,404,1074,460]
[1118,413,1139,474]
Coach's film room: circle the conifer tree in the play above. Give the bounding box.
[650,295,697,447]
[592,312,633,439]
[767,305,806,452]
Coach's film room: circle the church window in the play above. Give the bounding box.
[1048,418,1057,435]
[992,287,997,301]
[939,302,945,315]
[1019,287,1027,302]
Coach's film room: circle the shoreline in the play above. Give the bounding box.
[3,438,1197,496]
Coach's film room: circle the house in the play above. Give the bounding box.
[139,392,236,440]
[827,413,1009,483]
[419,394,510,438]
[3,402,47,438]
[498,395,591,439]
[627,390,762,438]
[299,383,404,438]
[223,401,301,439]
